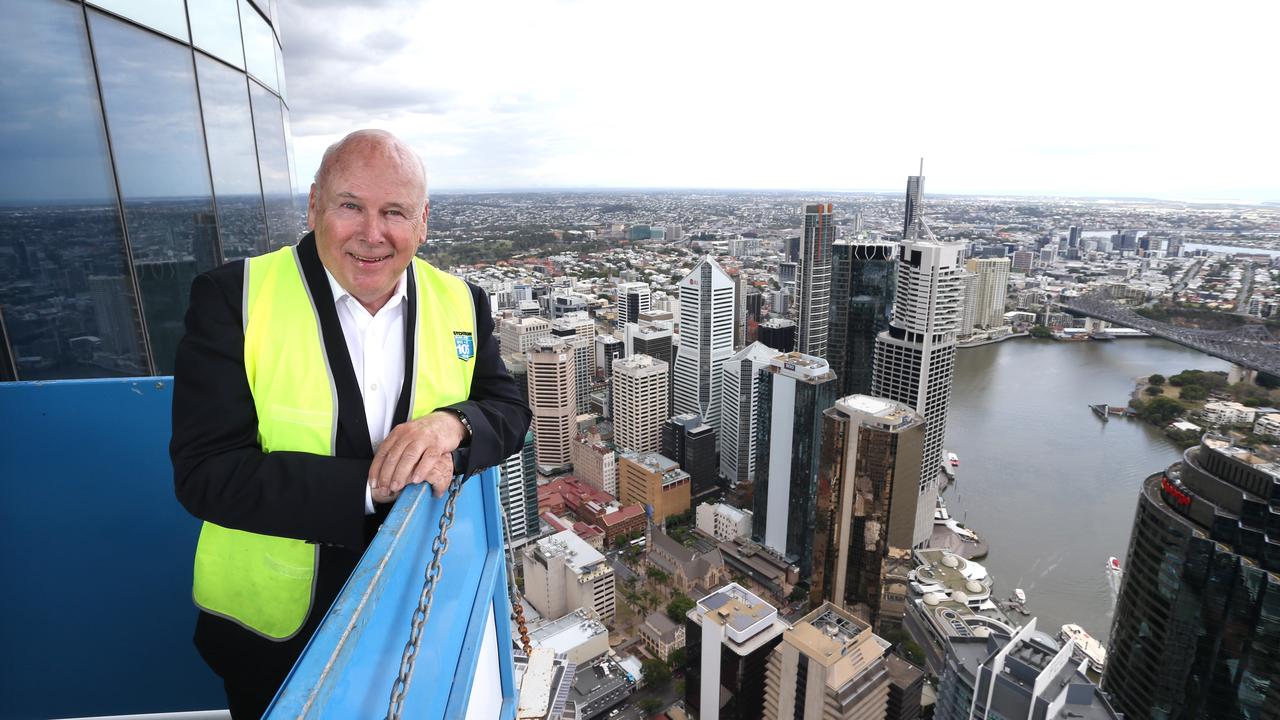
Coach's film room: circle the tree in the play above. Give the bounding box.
[646,566,670,583]
[666,594,696,623]
[1149,373,1166,386]
[1180,385,1208,402]
[1029,325,1053,339]
[668,647,688,670]
[638,697,662,715]
[642,658,672,688]
[1138,396,1184,425]
[1145,385,1164,396]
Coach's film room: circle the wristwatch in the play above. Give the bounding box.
[444,408,472,446]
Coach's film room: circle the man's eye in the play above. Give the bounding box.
[341,202,360,211]
[387,209,404,217]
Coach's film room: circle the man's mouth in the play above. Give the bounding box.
[350,252,391,264]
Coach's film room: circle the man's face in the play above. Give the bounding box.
[308,146,428,314]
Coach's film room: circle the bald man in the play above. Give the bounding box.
[171,129,530,718]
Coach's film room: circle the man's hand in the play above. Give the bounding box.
[368,411,467,498]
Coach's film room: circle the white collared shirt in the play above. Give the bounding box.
[324,268,408,514]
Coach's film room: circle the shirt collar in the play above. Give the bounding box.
[323,267,409,316]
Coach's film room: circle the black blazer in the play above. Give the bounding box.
[170,232,531,551]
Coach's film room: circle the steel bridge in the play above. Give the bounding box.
[1059,292,1280,377]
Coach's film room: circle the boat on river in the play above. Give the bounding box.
[1061,623,1108,673]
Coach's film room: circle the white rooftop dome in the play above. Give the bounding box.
[941,554,960,568]
[951,591,970,604]
[973,627,991,638]
[923,592,944,606]
[966,580,984,594]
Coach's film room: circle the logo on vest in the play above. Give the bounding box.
[453,331,475,361]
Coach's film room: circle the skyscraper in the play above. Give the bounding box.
[719,342,778,488]
[753,353,838,578]
[662,414,718,500]
[551,318,594,415]
[969,257,1010,329]
[686,583,788,720]
[903,173,924,239]
[871,236,964,547]
[763,603,892,720]
[527,338,576,472]
[611,353,669,455]
[957,271,977,337]
[829,239,897,397]
[673,256,735,435]
[498,431,539,550]
[796,203,834,358]
[756,318,796,353]
[616,281,651,328]
[1102,435,1280,719]
[501,316,551,356]
[812,396,923,628]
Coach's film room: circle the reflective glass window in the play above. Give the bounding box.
[91,11,218,375]
[189,0,244,69]
[239,0,278,92]
[274,38,288,105]
[0,0,147,380]
[250,81,303,250]
[196,54,269,260]
[87,0,188,42]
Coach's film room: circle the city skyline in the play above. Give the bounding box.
[277,1,1280,202]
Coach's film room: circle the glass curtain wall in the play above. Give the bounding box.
[0,0,303,379]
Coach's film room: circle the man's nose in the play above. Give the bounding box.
[360,208,387,240]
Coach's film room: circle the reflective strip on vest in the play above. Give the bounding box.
[192,245,477,640]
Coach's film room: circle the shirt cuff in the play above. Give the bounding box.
[364,483,375,515]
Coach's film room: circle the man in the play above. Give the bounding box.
[171,129,530,718]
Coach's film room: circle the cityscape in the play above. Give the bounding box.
[4,1,1280,720]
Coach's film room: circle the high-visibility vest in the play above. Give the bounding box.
[191,245,477,640]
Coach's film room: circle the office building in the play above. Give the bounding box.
[1103,435,1280,719]
[528,608,609,667]
[617,452,690,524]
[527,339,577,472]
[871,237,964,547]
[626,319,674,415]
[616,281,651,328]
[569,432,617,497]
[830,239,897,397]
[686,583,788,720]
[595,334,624,378]
[1068,225,1082,250]
[757,318,796,353]
[720,342,779,487]
[612,354,669,455]
[501,316,551,356]
[763,603,891,720]
[969,258,1010,329]
[673,256,735,435]
[1,0,305,378]
[1010,250,1035,273]
[552,317,594,415]
[522,530,616,623]
[936,618,1121,720]
[796,203,835,358]
[753,353,838,577]
[885,655,925,720]
[662,413,719,500]
[696,502,753,542]
[958,271,978,337]
[903,173,924,239]
[498,430,539,550]
[813,396,924,629]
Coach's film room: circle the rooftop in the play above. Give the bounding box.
[834,394,924,431]
[694,583,783,651]
[642,612,683,644]
[534,530,607,574]
[529,609,609,660]
[768,352,835,383]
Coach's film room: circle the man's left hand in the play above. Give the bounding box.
[369,411,467,498]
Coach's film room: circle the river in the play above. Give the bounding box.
[942,337,1232,643]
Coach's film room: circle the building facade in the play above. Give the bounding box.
[829,239,897,397]
[719,342,779,488]
[871,238,964,547]
[522,530,617,623]
[673,256,735,435]
[527,339,577,471]
[1,0,304,379]
[969,257,1010,329]
[753,353,838,578]
[757,318,796,353]
[697,502,753,543]
[686,583,788,720]
[569,432,618,497]
[612,353,669,455]
[796,203,835,358]
[662,413,719,500]
[812,396,924,629]
[763,603,892,720]
[616,281,651,329]
[618,452,690,524]
[498,431,540,550]
[1103,435,1280,719]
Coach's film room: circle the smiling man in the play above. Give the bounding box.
[170,129,530,718]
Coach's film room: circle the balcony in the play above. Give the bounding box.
[2,378,516,719]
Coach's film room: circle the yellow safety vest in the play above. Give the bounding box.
[191,244,477,639]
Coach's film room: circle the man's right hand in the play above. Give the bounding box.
[370,484,401,505]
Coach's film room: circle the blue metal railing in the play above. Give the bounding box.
[0,378,516,719]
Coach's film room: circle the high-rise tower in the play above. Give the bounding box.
[719,342,779,487]
[612,354,669,455]
[1102,435,1280,719]
[797,203,834,358]
[829,239,896,397]
[969,257,1010,329]
[616,281,651,329]
[871,173,964,547]
[673,256,735,435]
[753,353,837,578]
[526,338,576,472]
[903,162,924,239]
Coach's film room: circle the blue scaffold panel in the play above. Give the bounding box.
[0,379,225,720]
[265,466,517,719]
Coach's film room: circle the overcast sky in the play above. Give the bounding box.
[278,0,1279,202]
